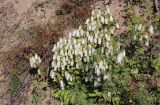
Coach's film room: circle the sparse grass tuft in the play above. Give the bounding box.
[9,71,21,94]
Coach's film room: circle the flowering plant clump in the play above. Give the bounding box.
[29,54,42,75]
[50,6,122,89]
[132,23,153,46]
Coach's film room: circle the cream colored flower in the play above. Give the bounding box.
[60,80,65,90]
[137,24,142,31]
[108,92,111,97]
[109,15,113,22]
[105,17,108,24]
[29,54,41,68]
[85,18,90,25]
[117,50,126,63]
[107,7,111,14]
[149,25,154,34]
[116,22,120,29]
[50,70,55,79]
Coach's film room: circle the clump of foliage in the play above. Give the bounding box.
[9,71,21,94]
[32,81,42,105]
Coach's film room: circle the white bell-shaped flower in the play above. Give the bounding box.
[116,22,120,29]
[30,57,36,68]
[69,44,73,50]
[61,65,65,71]
[91,10,95,16]
[95,31,98,38]
[52,45,57,52]
[149,25,154,34]
[79,25,82,30]
[85,77,89,82]
[100,16,105,24]
[107,7,111,15]
[95,68,101,76]
[72,30,76,37]
[35,54,41,64]
[76,63,79,69]
[98,38,101,44]
[117,50,126,63]
[90,36,93,43]
[84,50,88,57]
[79,50,83,57]
[57,61,61,68]
[122,49,126,57]
[52,61,56,67]
[105,34,110,41]
[50,70,55,79]
[96,12,101,18]
[145,41,149,46]
[80,29,84,36]
[57,42,60,48]
[57,56,60,61]
[137,24,142,31]
[71,60,74,66]
[91,16,94,22]
[65,72,71,81]
[99,61,104,69]
[75,49,78,56]
[109,15,113,22]
[134,35,137,40]
[85,18,90,25]
[82,39,85,45]
[60,80,65,90]
[105,17,108,24]
[110,28,114,34]
[60,50,64,55]
[144,34,149,46]
[94,37,97,43]
[76,30,80,37]
[83,57,87,62]
[59,38,63,44]
[108,92,112,97]
[88,25,92,31]
[135,24,138,31]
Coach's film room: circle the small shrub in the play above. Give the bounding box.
[32,81,42,105]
